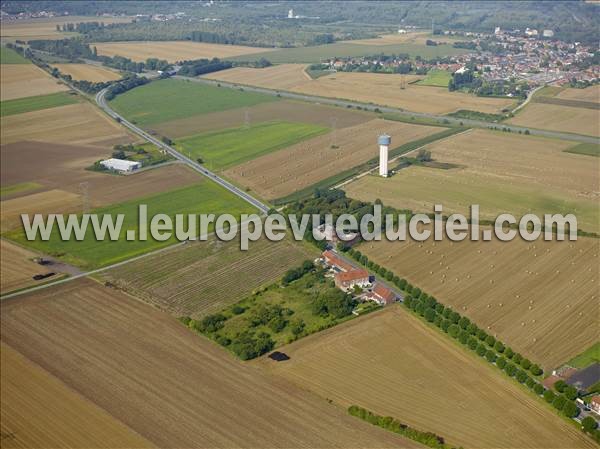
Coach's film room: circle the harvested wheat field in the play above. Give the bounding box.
[225,119,440,200]
[358,235,599,370]
[0,279,418,449]
[261,307,596,449]
[341,32,431,46]
[1,343,154,449]
[1,102,131,146]
[508,102,600,137]
[0,240,53,295]
[344,129,600,232]
[93,41,274,63]
[208,68,515,114]
[203,63,311,90]
[100,237,318,318]
[1,189,81,232]
[556,85,600,102]
[150,99,371,138]
[0,16,133,41]
[52,63,122,82]
[0,64,68,101]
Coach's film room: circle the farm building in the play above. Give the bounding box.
[591,396,600,415]
[334,269,370,291]
[322,250,355,273]
[371,284,397,306]
[100,158,142,173]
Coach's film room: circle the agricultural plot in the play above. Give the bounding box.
[357,235,599,370]
[416,69,452,87]
[0,64,68,101]
[175,121,329,170]
[52,63,122,82]
[0,182,43,199]
[1,189,82,233]
[261,307,596,449]
[150,99,371,139]
[340,32,431,46]
[6,181,254,269]
[344,129,600,233]
[0,240,54,295]
[508,102,600,137]
[208,67,515,114]
[93,41,275,63]
[100,237,318,318]
[0,279,417,449]
[0,91,78,117]
[1,343,154,449]
[227,41,468,64]
[224,119,441,200]
[0,102,131,146]
[508,85,600,137]
[565,143,600,157]
[567,343,600,369]
[0,16,133,41]
[109,78,277,126]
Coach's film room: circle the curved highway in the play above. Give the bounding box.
[177,76,599,145]
[95,89,270,214]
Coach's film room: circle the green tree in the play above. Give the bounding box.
[552,395,566,411]
[562,401,579,418]
[494,341,505,353]
[582,416,598,432]
[554,380,568,393]
[564,385,578,401]
[543,389,556,403]
[424,308,436,323]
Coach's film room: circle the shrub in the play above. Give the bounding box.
[582,416,598,432]
[526,377,536,389]
[433,315,443,328]
[424,308,436,323]
[494,341,505,353]
[476,344,487,357]
[529,364,543,376]
[458,316,470,330]
[441,319,451,333]
[404,296,413,308]
[505,347,514,359]
[485,335,496,347]
[504,363,517,377]
[533,383,544,395]
[468,337,479,351]
[435,303,445,314]
[515,370,528,383]
[477,329,488,341]
[448,324,461,338]
[485,350,497,363]
[232,305,246,315]
[496,357,506,369]
[552,395,566,411]
[458,330,469,345]
[512,353,523,365]
[543,389,556,403]
[520,358,531,370]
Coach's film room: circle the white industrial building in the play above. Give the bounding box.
[378,134,391,177]
[100,158,142,173]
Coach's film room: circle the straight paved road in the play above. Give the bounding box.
[95,89,271,214]
[177,75,599,145]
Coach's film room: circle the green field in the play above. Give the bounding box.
[174,121,329,170]
[565,143,600,157]
[0,92,78,117]
[0,182,43,198]
[109,79,278,127]
[227,42,468,64]
[416,69,452,87]
[6,181,254,269]
[0,46,30,64]
[566,343,600,369]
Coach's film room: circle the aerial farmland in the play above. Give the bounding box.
[1,1,599,448]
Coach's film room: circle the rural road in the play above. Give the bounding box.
[95,89,271,214]
[177,75,600,145]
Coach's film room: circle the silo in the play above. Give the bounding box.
[378,134,391,177]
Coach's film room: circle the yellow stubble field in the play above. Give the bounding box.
[207,65,515,114]
[0,64,68,101]
[0,240,54,295]
[52,63,122,82]
[93,40,275,63]
[357,235,599,370]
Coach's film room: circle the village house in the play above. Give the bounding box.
[591,396,600,415]
[334,269,370,291]
[369,284,398,306]
[322,250,355,273]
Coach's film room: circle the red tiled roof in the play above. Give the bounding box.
[592,396,600,405]
[373,284,396,305]
[322,250,355,272]
[335,269,369,283]
[542,375,561,390]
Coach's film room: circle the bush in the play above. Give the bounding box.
[476,344,487,357]
[564,385,578,401]
[529,364,543,376]
[562,401,579,418]
[477,329,488,341]
[441,319,451,333]
[496,357,506,369]
[512,353,523,365]
[197,313,227,333]
[554,380,567,393]
[515,369,528,383]
[504,362,517,377]
[543,389,556,403]
[468,337,479,351]
[485,335,496,347]
[533,383,544,395]
[494,341,505,353]
[448,324,461,338]
[232,305,246,315]
[525,377,536,389]
[521,358,531,370]
[552,395,566,411]
[505,347,514,359]
[458,330,469,345]
[433,315,443,328]
[485,350,497,363]
[424,308,436,323]
[582,416,598,432]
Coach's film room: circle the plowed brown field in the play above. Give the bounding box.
[0,279,418,449]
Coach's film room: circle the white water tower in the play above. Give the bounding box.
[378,134,391,177]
